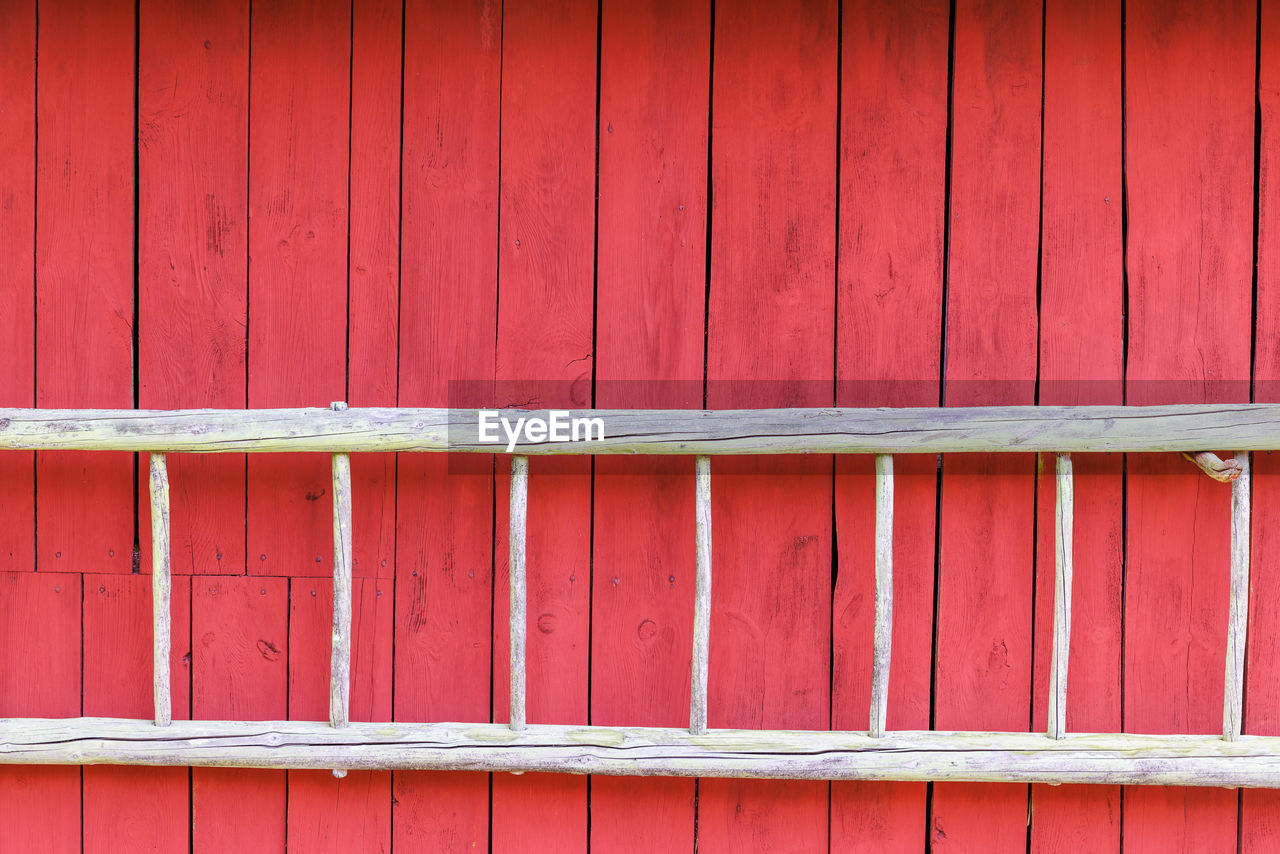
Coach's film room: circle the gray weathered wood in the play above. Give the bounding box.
[1225,451,1251,741]
[7,405,1280,454]
[509,456,529,731]
[149,453,172,728]
[869,454,893,738]
[690,455,712,735]
[7,717,1280,786]
[1048,453,1073,739]
[330,449,353,729]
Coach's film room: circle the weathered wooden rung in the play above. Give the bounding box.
[1225,451,1251,741]
[509,456,530,731]
[1048,453,1073,739]
[330,450,353,730]
[690,455,712,735]
[869,454,893,738]
[149,453,172,728]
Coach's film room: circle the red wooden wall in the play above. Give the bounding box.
[0,0,1274,851]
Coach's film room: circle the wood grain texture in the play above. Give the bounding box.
[869,454,894,740]
[347,0,401,582]
[1246,3,1280,848]
[1124,1,1255,851]
[591,1,708,845]
[491,1,597,849]
[138,0,248,578]
[0,572,80,854]
[0,0,35,575]
[832,15,948,836]
[393,1,500,847]
[933,0,1042,849]
[36,0,134,575]
[18,403,1280,454]
[150,454,172,726]
[1031,0,1124,849]
[20,720,1280,786]
[192,577,289,852]
[1225,453,1251,741]
[287,576,393,852]
[82,573,190,854]
[246,0,350,579]
[703,0,836,849]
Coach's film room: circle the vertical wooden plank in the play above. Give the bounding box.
[246,0,349,579]
[491,0,596,850]
[591,0,707,842]
[1245,1,1280,847]
[1030,1,1124,851]
[932,0,1041,850]
[82,573,191,854]
[36,0,133,844]
[192,577,288,853]
[701,1,836,851]
[1125,1,1254,851]
[0,572,80,854]
[833,0,946,847]
[393,1,499,849]
[0,0,35,574]
[287,577,393,852]
[347,0,401,582]
[138,0,249,578]
[36,0,134,574]
[241,1,349,847]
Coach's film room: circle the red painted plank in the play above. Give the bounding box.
[138,0,248,578]
[590,0,708,850]
[490,1,597,850]
[82,574,191,854]
[1030,1,1124,851]
[0,0,35,574]
[347,0,401,582]
[192,577,289,853]
[392,0,499,849]
[35,0,134,574]
[246,0,349,579]
[832,0,946,848]
[932,1,1041,849]
[287,577,393,850]
[1245,4,1280,850]
[1124,2,1254,852]
[0,572,81,854]
[701,1,836,850]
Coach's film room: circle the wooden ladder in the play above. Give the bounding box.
[0,403,1272,786]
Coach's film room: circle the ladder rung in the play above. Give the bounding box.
[1047,453,1073,739]
[330,451,353,731]
[1225,452,1251,741]
[149,453,172,728]
[869,454,894,738]
[690,455,712,734]
[509,456,529,731]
